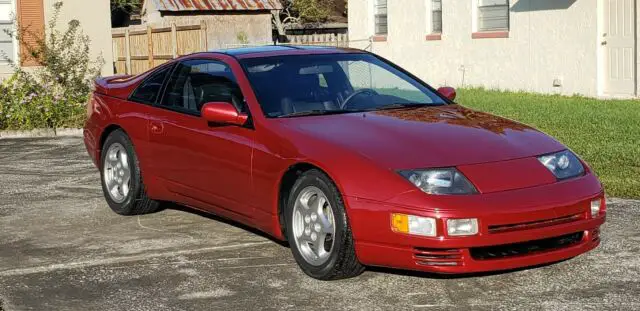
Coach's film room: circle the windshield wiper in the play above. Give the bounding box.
[276,110,355,118]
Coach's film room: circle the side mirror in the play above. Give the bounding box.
[201,102,248,126]
[437,86,457,101]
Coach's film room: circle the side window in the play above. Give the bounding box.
[318,73,329,88]
[160,59,245,115]
[130,65,172,104]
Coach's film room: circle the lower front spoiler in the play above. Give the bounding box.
[355,229,600,274]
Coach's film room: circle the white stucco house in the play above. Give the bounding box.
[348,0,639,98]
[0,0,114,79]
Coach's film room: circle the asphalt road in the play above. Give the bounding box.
[0,136,639,311]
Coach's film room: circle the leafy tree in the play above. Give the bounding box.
[273,0,337,39]
[111,0,141,12]
[291,0,334,23]
[278,0,335,25]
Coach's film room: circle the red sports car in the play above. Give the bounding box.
[84,46,605,280]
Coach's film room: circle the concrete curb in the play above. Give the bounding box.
[0,128,83,139]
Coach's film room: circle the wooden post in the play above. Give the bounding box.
[200,20,208,51]
[147,26,154,68]
[111,33,118,72]
[124,29,131,75]
[171,22,178,58]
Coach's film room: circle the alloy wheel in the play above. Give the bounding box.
[292,186,336,266]
[103,143,131,203]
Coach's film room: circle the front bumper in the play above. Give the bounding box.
[346,173,605,274]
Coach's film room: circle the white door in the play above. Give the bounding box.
[602,0,636,96]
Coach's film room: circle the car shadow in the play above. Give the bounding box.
[163,202,290,248]
[159,203,571,279]
[367,259,570,279]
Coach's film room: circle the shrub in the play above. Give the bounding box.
[0,1,104,131]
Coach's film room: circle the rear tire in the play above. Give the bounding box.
[285,169,364,280]
[100,129,160,215]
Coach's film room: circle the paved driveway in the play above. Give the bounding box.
[0,137,639,311]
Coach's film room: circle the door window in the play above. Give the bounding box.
[130,65,173,104]
[160,59,245,115]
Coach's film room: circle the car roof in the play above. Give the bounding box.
[211,45,367,59]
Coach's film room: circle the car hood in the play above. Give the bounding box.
[281,104,565,170]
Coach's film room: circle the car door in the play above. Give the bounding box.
[122,63,175,201]
[146,58,255,217]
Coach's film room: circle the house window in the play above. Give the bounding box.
[431,0,442,33]
[374,0,387,35]
[477,0,509,32]
[0,0,14,63]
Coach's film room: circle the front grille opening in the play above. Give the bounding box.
[488,214,584,234]
[413,248,463,266]
[471,232,584,260]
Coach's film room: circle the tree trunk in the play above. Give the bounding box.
[271,10,287,43]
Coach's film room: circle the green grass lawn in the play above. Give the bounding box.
[456,88,640,199]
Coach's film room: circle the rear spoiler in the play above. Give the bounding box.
[94,74,136,97]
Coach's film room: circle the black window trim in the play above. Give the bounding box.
[128,63,176,106]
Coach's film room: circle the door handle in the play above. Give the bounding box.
[601,41,607,46]
[150,122,164,134]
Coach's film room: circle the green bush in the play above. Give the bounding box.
[0,1,104,131]
[0,75,87,130]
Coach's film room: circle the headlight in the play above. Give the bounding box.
[399,168,477,195]
[538,150,585,180]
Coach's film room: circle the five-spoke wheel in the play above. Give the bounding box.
[286,169,364,280]
[292,186,336,266]
[103,143,131,203]
[100,129,160,215]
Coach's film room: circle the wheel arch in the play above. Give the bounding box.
[277,162,346,240]
[98,124,127,168]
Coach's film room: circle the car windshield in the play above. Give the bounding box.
[240,53,448,118]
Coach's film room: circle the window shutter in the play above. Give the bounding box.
[17,0,44,67]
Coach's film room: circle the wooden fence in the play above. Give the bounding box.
[112,23,349,75]
[112,22,207,75]
[286,33,349,47]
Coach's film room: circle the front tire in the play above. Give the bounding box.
[100,129,160,215]
[285,169,364,280]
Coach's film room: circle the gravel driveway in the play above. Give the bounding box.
[0,136,638,311]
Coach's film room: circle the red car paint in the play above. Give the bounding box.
[84,47,605,274]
